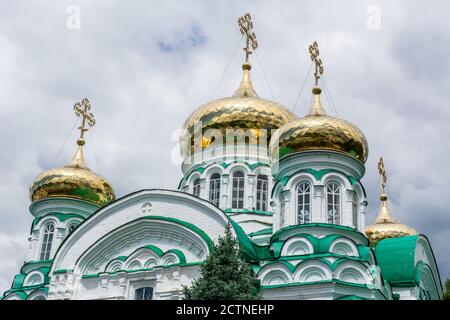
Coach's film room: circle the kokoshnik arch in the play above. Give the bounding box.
[1,13,443,300]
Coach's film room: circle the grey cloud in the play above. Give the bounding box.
[1,0,449,292]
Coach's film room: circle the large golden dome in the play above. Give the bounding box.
[269,87,369,163]
[180,63,296,158]
[30,145,115,207]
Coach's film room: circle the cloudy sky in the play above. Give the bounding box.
[0,0,449,293]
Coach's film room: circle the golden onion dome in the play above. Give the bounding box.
[365,193,417,246]
[269,86,369,163]
[29,145,115,207]
[365,158,417,246]
[180,63,296,158]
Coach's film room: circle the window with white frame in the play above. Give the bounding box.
[327,182,341,224]
[297,182,311,224]
[209,173,221,207]
[232,171,245,209]
[193,179,201,197]
[134,287,153,300]
[40,222,55,260]
[256,174,268,211]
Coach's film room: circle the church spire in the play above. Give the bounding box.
[67,98,95,169]
[307,41,326,116]
[373,157,398,224]
[233,13,258,98]
[365,157,417,245]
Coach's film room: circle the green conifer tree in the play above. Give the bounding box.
[183,223,260,300]
[443,278,450,300]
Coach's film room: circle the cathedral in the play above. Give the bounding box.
[1,13,443,300]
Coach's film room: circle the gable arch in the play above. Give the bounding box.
[227,163,250,176]
[280,236,314,256]
[321,173,352,191]
[26,289,47,300]
[257,261,294,284]
[284,173,316,192]
[203,164,224,178]
[329,238,359,257]
[23,270,45,286]
[334,260,371,285]
[50,189,231,275]
[293,260,332,282]
[35,216,60,231]
[75,216,212,275]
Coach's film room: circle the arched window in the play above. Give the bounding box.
[193,179,201,197]
[352,194,358,228]
[256,175,268,211]
[297,182,311,224]
[209,173,221,207]
[40,223,55,261]
[327,182,341,224]
[232,171,245,209]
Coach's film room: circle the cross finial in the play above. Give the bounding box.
[309,41,324,86]
[73,98,95,146]
[238,13,258,66]
[378,157,387,195]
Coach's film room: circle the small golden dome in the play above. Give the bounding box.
[365,158,417,246]
[180,64,296,158]
[30,146,115,207]
[269,87,369,163]
[365,194,417,246]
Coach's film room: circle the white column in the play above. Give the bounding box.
[247,174,256,210]
[221,174,230,209]
[314,185,326,223]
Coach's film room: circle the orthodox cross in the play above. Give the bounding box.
[309,41,324,86]
[378,157,387,194]
[73,98,95,146]
[238,13,258,64]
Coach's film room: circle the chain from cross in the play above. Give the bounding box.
[378,157,387,194]
[309,41,324,86]
[238,13,258,63]
[73,98,95,145]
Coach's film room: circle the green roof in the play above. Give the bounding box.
[374,235,419,283]
[248,228,273,237]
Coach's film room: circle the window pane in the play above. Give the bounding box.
[232,171,245,209]
[40,223,55,261]
[297,183,311,224]
[256,175,268,212]
[327,182,340,224]
[209,174,221,207]
[134,287,153,300]
[193,179,201,197]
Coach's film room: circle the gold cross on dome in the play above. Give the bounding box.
[309,41,324,86]
[73,98,95,146]
[238,13,258,64]
[378,157,387,194]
